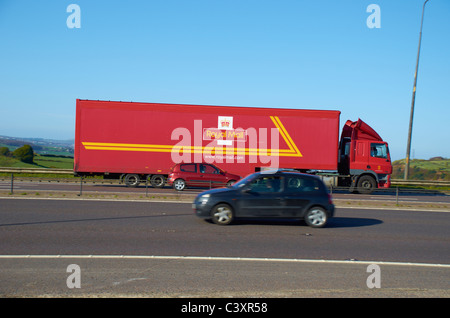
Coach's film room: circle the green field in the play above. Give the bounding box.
[34,155,74,169]
[0,154,73,170]
[392,157,450,181]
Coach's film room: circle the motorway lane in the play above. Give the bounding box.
[0,198,449,264]
[1,256,449,297]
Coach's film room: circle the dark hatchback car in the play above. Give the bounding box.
[193,170,334,228]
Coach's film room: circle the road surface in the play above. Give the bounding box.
[0,198,449,297]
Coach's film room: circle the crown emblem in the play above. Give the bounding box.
[220,119,230,128]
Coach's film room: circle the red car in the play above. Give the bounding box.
[167,163,241,191]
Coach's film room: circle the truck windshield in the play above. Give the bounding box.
[370,143,388,159]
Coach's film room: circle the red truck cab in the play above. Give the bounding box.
[338,119,392,193]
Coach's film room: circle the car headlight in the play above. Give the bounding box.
[199,194,210,204]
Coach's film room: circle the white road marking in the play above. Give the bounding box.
[0,254,449,268]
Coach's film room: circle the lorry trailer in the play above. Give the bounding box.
[74,99,392,193]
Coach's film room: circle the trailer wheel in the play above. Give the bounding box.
[173,178,186,191]
[150,174,166,188]
[124,174,140,187]
[356,175,376,194]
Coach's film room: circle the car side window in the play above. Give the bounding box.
[286,176,320,192]
[200,164,219,174]
[248,176,283,193]
[180,164,196,173]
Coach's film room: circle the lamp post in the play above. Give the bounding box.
[405,0,430,180]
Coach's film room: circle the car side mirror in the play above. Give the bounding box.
[241,186,252,193]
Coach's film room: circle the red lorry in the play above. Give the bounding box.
[74,99,392,193]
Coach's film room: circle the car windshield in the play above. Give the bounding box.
[231,173,256,188]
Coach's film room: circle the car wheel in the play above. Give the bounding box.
[211,204,234,225]
[304,207,328,228]
[226,180,236,187]
[173,178,186,191]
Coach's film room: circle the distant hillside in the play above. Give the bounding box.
[0,135,74,157]
[0,153,73,169]
[392,157,450,181]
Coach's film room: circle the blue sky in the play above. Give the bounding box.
[0,0,448,161]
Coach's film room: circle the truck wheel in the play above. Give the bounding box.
[211,204,234,225]
[150,174,166,188]
[124,174,140,187]
[357,175,376,194]
[173,178,186,191]
[304,207,328,228]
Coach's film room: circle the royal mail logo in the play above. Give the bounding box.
[203,128,247,142]
[218,116,233,130]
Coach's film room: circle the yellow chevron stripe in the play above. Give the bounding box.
[270,116,302,157]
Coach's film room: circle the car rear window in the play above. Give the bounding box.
[180,164,197,172]
[285,176,323,192]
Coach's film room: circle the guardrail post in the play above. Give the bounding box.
[396,186,399,206]
[10,173,14,194]
[77,176,83,196]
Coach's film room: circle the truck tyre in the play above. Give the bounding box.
[124,174,140,187]
[150,174,166,188]
[173,178,186,191]
[356,175,376,194]
[304,206,328,228]
[211,204,234,225]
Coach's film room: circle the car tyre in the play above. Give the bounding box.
[304,206,328,228]
[226,180,236,187]
[173,178,186,191]
[211,204,234,225]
